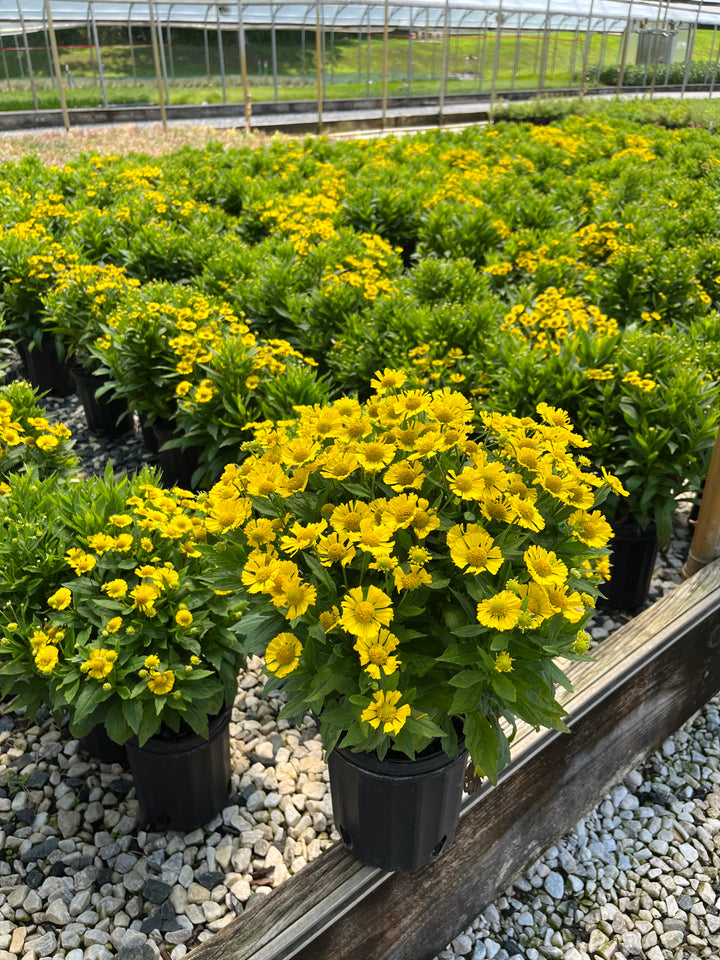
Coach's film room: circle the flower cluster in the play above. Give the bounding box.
[0,381,76,481]
[1,472,246,745]
[209,373,620,781]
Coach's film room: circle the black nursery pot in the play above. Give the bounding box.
[71,367,131,436]
[79,725,129,768]
[598,522,659,611]
[328,740,469,871]
[125,707,232,831]
[152,421,202,490]
[22,338,74,397]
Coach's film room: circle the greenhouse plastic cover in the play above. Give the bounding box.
[3,0,719,32]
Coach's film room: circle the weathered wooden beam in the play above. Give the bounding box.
[187,559,720,960]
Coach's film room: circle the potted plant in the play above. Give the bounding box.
[493,299,720,609]
[207,373,619,870]
[0,467,247,830]
[41,262,140,435]
[0,380,77,481]
[0,223,78,396]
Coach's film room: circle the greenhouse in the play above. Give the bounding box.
[2,0,720,126]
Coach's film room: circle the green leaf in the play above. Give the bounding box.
[490,673,516,702]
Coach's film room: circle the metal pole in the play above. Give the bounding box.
[315,0,323,132]
[438,0,450,123]
[381,0,389,128]
[204,12,211,80]
[366,8,371,95]
[166,21,175,81]
[0,38,11,92]
[681,7,700,98]
[90,4,108,107]
[489,4,504,104]
[148,2,167,127]
[16,1,39,111]
[478,16,489,93]
[156,7,170,104]
[128,3,137,82]
[510,15,521,92]
[538,3,552,94]
[710,26,720,95]
[86,20,95,84]
[216,4,227,103]
[271,5,278,102]
[237,2,251,130]
[44,0,70,131]
[705,25,717,86]
[407,6,414,94]
[330,20,335,85]
[595,26,607,87]
[616,4,633,95]
[580,0,595,90]
[648,0,665,98]
[569,20,581,89]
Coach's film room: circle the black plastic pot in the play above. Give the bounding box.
[599,521,659,611]
[328,739,469,871]
[79,725,129,768]
[152,421,201,490]
[71,367,131,436]
[125,707,232,831]
[22,338,74,397]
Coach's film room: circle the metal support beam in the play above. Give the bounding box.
[438,0,450,123]
[237,2,251,130]
[381,0,389,129]
[148,2,168,128]
[16,0,38,112]
[89,4,108,108]
[315,0,323,133]
[216,4,227,104]
[44,0,70,131]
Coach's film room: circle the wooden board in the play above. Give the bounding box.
[187,559,720,960]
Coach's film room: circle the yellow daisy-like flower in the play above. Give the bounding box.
[448,524,504,575]
[80,648,118,680]
[354,629,400,679]
[265,632,303,677]
[102,578,128,599]
[316,532,356,568]
[65,548,97,575]
[144,654,161,670]
[370,368,407,393]
[360,689,411,735]
[48,587,72,611]
[106,617,123,634]
[524,545,568,588]
[35,645,59,674]
[130,582,160,616]
[569,509,613,548]
[476,591,523,631]
[147,669,175,695]
[175,609,193,627]
[354,440,396,473]
[318,606,340,632]
[340,585,394,639]
[272,576,317,620]
[383,459,425,492]
[108,513,133,528]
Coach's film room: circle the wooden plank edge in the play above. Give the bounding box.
[186,560,720,960]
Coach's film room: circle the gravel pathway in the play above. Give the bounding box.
[0,385,712,960]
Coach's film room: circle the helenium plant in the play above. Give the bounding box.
[207,372,623,784]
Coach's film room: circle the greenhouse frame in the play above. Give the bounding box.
[2,1,720,130]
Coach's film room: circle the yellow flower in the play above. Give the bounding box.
[448,525,504,575]
[569,509,613,548]
[80,648,117,680]
[319,606,340,632]
[573,630,591,654]
[35,434,59,451]
[266,632,303,677]
[524,545,568,588]
[476,591,523,631]
[130,582,160,616]
[340,585,394,639]
[316,532,356,567]
[147,669,175,695]
[35,645,59,674]
[106,617,123,634]
[354,440,396,473]
[48,587,72,611]
[65,548,97,575]
[144,654,161,670]
[175,609,193,627]
[271,577,317,620]
[354,629,400,679]
[360,689,411,735]
[102,578,128,599]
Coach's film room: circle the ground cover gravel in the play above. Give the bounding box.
[0,386,713,960]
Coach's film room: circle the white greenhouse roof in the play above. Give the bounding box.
[3,0,720,32]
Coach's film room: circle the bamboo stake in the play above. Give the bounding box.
[683,430,720,578]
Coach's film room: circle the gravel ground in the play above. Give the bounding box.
[0,384,710,960]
